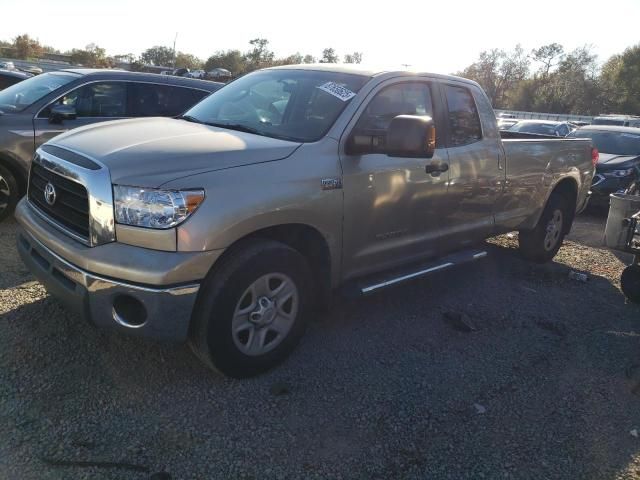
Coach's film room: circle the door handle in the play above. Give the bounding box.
[425,161,449,176]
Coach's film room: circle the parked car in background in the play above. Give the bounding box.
[207,68,233,81]
[592,115,640,128]
[14,64,593,377]
[0,69,223,221]
[0,61,16,70]
[508,120,576,137]
[188,70,206,79]
[0,69,31,90]
[568,125,640,206]
[18,65,43,75]
[172,68,190,77]
[497,118,519,130]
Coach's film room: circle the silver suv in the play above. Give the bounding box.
[0,69,222,221]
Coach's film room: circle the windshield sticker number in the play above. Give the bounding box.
[317,82,356,101]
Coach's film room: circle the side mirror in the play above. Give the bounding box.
[386,115,436,158]
[345,115,436,157]
[49,104,77,124]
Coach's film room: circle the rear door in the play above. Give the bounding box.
[34,81,129,148]
[437,83,503,251]
[129,83,209,117]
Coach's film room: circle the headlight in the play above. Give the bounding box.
[603,168,635,178]
[113,185,205,229]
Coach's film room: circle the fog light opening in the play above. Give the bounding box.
[112,295,147,328]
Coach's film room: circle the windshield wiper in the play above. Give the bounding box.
[203,121,262,136]
[179,114,202,123]
[180,117,299,142]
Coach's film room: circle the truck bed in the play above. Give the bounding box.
[497,134,593,230]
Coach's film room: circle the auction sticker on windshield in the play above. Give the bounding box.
[317,82,356,101]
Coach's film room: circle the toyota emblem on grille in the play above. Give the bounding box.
[44,182,57,206]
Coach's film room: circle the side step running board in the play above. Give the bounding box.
[345,249,488,297]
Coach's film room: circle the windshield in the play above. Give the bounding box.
[0,71,78,113]
[184,69,369,142]
[509,122,559,135]
[567,130,640,155]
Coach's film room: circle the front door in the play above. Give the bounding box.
[33,81,128,149]
[340,80,450,280]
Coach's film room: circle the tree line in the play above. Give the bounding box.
[458,42,640,116]
[0,34,362,75]
[2,34,638,116]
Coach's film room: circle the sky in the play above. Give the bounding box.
[3,0,640,73]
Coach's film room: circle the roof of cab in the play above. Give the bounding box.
[265,63,480,88]
[58,68,222,91]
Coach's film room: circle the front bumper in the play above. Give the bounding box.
[14,198,224,341]
[17,227,199,341]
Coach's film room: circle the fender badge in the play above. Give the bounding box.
[321,178,342,190]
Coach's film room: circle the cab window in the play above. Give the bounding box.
[352,82,435,153]
[444,85,482,147]
[356,82,434,131]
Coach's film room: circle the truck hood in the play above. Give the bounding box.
[48,117,302,187]
[596,153,640,169]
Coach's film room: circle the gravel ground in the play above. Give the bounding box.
[1,212,640,480]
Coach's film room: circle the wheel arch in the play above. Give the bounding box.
[550,177,579,234]
[206,223,333,311]
[524,176,579,234]
[0,152,28,197]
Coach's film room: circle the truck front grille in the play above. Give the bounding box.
[28,163,90,240]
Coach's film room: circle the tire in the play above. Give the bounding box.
[0,164,19,222]
[621,265,640,304]
[189,239,312,378]
[519,193,570,263]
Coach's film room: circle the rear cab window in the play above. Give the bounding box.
[443,84,483,147]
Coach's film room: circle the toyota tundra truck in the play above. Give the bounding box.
[14,65,595,377]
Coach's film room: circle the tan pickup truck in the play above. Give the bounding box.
[15,65,595,377]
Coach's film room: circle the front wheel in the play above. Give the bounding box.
[189,239,312,378]
[519,193,571,263]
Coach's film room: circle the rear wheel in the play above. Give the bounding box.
[0,164,18,222]
[519,193,570,263]
[621,265,640,304]
[189,239,312,378]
